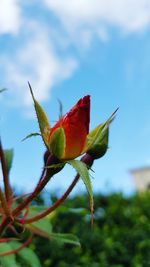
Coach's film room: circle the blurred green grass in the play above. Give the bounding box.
[29,191,150,267]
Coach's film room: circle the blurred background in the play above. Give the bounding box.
[1,0,150,196]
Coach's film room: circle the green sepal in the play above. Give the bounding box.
[87,123,109,159]
[45,163,65,170]
[4,149,14,177]
[83,108,118,155]
[67,160,94,219]
[28,82,50,148]
[49,127,65,159]
[22,132,41,142]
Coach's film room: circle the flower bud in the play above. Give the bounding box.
[48,96,90,160]
[81,153,94,168]
[87,124,109,160]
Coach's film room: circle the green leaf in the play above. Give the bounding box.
[48,233,80,246]
[0,243,19,267]
[67,160,94,218]
[22,132,41,141]
[9,241,41,267]
[49,127,65,159]
[26,206,52,235]
[4,149,13,177]
[26,208,80,246]
[28,82,50,148]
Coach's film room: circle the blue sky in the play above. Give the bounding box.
[1,0,150,196]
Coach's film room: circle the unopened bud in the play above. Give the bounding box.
[87,126,108,159]
[81,153,94,168]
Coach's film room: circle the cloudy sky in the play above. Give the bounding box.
[1,0,150,195]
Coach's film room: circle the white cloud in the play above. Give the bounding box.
[1,0,150,109]
[1,24,77,107]
[0,0,21,34]
[44,0,150,40]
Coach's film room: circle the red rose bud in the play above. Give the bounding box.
[48,96,90,160]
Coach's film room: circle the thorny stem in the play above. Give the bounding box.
[0,154,58,236]
[0,139,13,219]
[12,174,51,217]
[18,154,94,224]
[0,154,94,236]
[0,171,57,235]
[18,173,80,224]
[12,154,59,217]
[0,188,11,217]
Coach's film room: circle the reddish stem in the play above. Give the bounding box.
[12,154,59,217]
[12,174,50,217]
[0,139,12,203]
[18,154,94,224]
[0,216,13,236]
[18,173,80,224]
[0,234,33,256]
[0,155,60,236]
[0,175,49,236]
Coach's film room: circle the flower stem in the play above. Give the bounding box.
[18,173,80,224]
[12,174,51,217]
[0,216,13,236]
[18,154,94,224]
[0,188,11,216]
[0,139,13,203]
[0,154,60,236]
[12,154,61,217]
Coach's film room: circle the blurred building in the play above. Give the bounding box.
[130,166,150,191]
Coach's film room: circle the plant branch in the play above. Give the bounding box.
[0,188,11,217]
[0,234,33,256]
[18,173,80,224]
[0,139,12,203]
[12,174,51,217]
[12,154,63,217]
[18,154,94,224]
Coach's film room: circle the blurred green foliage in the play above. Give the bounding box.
[29,191,150,267]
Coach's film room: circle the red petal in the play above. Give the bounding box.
[49,95,90,159]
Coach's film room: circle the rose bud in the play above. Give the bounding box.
[48,96,90,160]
